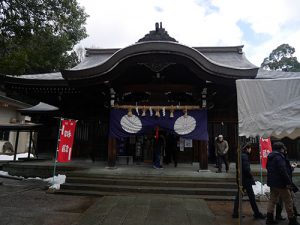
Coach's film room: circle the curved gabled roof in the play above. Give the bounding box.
[62,41,258,82]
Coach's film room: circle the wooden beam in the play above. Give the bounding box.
[108,137,117,167]
[113,105,200,111]
[198,140,208,170]
[117,84,200,93]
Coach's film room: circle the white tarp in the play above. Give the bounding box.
[236,78,300,139]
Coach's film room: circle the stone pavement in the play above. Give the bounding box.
[1,174,300,225]
[75,196,214,225]
[2,161,300,225]
[0,177,96,225]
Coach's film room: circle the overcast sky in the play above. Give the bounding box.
[76,0,300,66]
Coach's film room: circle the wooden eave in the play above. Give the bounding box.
[2,75,68,87]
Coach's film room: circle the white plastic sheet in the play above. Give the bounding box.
[236,78,300,139]
[252,181,270,196]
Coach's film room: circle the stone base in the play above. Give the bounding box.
[117,156,133,165]
[198,169,211,172]
[105,166,118,170]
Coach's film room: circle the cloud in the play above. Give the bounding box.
[154,6,164,12]
[77,0,300,66]
[237,20,272,45]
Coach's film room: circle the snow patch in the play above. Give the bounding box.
[0,153,35,161]
[44,174,66,190]
[0,171,9,176]
[0,170,66,190]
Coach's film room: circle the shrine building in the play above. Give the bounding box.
[0,23,274,169]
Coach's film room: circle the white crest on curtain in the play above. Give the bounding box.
[120,115,142,134]
[174,115,196,135]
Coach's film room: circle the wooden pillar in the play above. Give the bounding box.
[108,137,117,167]
[28,130,33,159]
[14,130,20,161]
[198,140,208,170]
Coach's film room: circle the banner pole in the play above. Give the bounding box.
[53,117,63,184]
[237,136,243,225]
[258,137,263,195]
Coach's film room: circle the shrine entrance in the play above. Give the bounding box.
[107,107,208,169]
[115,131,194,167]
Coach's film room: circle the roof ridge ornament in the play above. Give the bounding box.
[138,22,177,43]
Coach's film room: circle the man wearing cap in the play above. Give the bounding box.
[215,134,229,173]
[266,142,300,225]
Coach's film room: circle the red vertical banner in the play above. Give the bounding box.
[57,119,77,162]
[259,137,272,169]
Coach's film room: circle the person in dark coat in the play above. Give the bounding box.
[266,142,300,225]
[276,155,299,221]
[153,133,164,169]
[232,142,265,219]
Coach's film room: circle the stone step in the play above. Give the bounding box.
[60,183,236,196]
[66,172,236,182]
[54,189,236,201]
[2,163,83,178]
[65,176,237,189]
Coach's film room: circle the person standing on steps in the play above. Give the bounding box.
[153,127,164,169]
[215,134,229,173]
[266,142,300,225]
[232,142,266,219]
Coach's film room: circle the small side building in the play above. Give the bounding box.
[0,92,32,154]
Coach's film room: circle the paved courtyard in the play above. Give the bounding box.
[1,162,300,225]
[0,174,289,225]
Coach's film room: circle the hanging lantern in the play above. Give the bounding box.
[142,106,146,116]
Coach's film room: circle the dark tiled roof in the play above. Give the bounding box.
[0,123,42,130]
[0,95,31,108]
[2,43,259,82]
[70,45,257,72]
[18,102,59,113]
[64,42,258,83]
[7,72,63,80]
